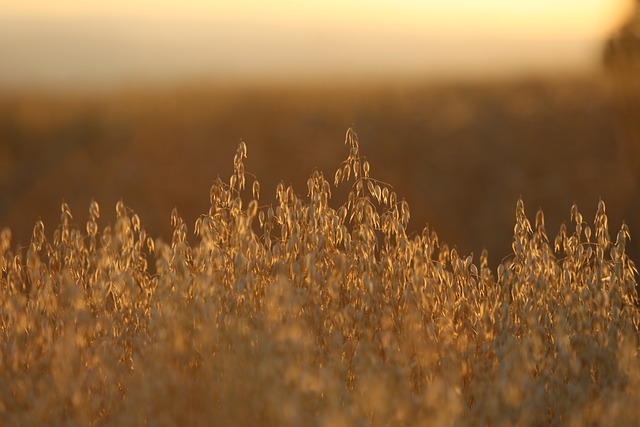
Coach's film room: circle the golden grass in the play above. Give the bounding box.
[1,129,639,426]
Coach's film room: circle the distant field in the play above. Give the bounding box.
[0,74,637,264]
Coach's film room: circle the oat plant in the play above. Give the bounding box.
[0,129,639,426]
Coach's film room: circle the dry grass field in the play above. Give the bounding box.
[0,125,639,425]
[2,69,640,425]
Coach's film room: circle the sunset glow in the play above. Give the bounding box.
[0,0,632,88]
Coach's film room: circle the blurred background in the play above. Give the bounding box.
[1,0,639,266]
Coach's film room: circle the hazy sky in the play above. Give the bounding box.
[0,0,632,88]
